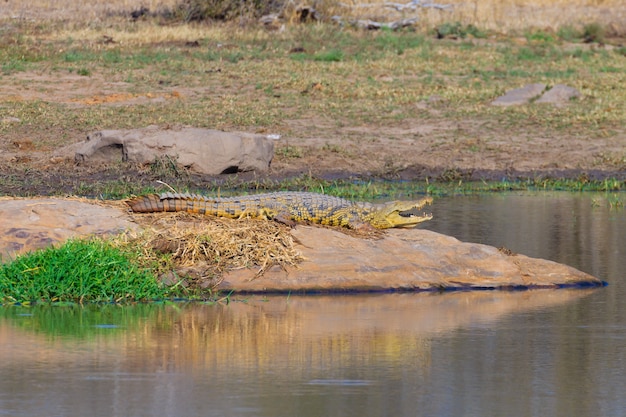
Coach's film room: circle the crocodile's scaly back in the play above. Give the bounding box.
[127,191,432,229]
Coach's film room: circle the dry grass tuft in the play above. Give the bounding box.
[116,212,303,289]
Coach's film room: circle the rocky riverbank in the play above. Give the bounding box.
[0,197,603,293]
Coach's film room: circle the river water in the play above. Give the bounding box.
[0,192,624,417]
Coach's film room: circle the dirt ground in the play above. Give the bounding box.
[2,69,625,193]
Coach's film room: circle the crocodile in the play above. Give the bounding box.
[126,192,433,229]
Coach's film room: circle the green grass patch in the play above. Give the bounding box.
[63,50,94,63]
[435,22,486,40]
[374,30,426,54]
[0,238,169,304]
[312,49,344,62]
[1,59,28,74]
[526,30,557,44]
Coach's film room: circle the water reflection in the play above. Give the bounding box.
[0,290,596,417]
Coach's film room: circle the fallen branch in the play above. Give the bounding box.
[339,1,452,11]
[332,16,420,31]
[330,0,452,31]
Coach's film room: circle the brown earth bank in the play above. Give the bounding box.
[1,72,624,193]
[1,119,626,197]
[3,138,626,196]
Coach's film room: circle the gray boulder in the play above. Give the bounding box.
[75,125,275,175]
[535,84,582,106]
[491,84,582,107]
[491,83,546,106]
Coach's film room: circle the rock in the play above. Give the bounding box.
[295,6,320,22]
[214,291,594,338]
[535,84,581,106]
[491,83,546,106]
[219,226,602,292]
[1,117,21,124]
[0,198,138,261]
[74,125,275,175]
[259,14,284,31]
[491,84,582,107]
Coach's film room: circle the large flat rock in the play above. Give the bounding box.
[219,226,602,293]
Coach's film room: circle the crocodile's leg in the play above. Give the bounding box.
[271,211,297,227]
[237,208,258,220]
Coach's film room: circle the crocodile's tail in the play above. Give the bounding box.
[127,193,207,213]
[127,194,167,212]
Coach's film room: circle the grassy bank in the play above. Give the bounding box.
[2,0,624,32]
[0,212,302,305]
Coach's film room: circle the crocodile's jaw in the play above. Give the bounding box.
[369,197,433,229]
[372,211,433,228]
[387,211,433,228]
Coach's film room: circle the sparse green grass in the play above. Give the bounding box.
[2,60,27,74]
[1,21,624,136]
[274,144,304,159]
[312,49,344,62]
[134,174,624,201]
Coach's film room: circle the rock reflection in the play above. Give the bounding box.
[1,290,595,372]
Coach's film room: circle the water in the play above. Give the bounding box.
[0,192,624,417]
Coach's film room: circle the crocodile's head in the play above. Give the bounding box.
[368,196,433,229]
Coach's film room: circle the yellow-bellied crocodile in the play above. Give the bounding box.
[126,192,433,229]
